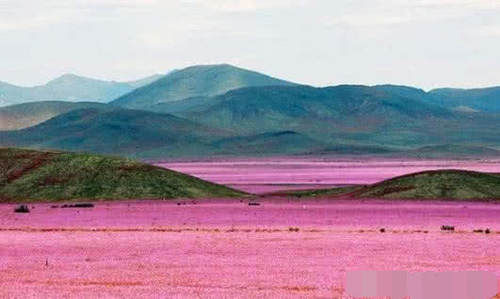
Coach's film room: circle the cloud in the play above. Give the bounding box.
[1,0,500,89]
[0,0,163,32]
[414,0,500,10]
[323,0,500,28]
[478,25,500,37]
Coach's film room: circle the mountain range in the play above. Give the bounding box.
[0,64,499,158]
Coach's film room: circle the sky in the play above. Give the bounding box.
[1,0,499,90]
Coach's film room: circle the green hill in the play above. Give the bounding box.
[0,148,245,202]
[0,108,230,158]
[278,170,500,200]
[111,64,296,110]
[0,101,108,130]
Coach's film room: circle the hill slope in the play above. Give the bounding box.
[0,73,164,107]
[111,64,296,110]
[428,87,500,113]
[0,148,245,202]
[0,101,109,130]
[353,170,500,200]
[212,131,327,155]
[279,170,500,200]
[0,108,230,158]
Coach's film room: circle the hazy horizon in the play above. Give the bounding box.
[2,0,500,90]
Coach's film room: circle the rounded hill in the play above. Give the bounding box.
[277,169,500,201]
[353,169,500,200]
[0,148,246,202]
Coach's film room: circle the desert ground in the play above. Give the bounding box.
[1,159,499,298]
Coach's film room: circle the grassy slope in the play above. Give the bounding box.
[354,170,500,200]
[277,170,500,200]
[0,148,245,202]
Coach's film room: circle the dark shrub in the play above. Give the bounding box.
[61,203,94,208]
[485,228,490,234]
[248,202,260,206]
[72,203,94,208]
[14,205,30,213]
[288,227,299,232]
[441,225,454,231]
[379,228,386,233]
[473,229,484,233]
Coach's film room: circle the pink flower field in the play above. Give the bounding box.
[0,199,498,298]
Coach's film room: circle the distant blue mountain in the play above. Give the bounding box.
[0,101,108,130]
[0,73,163,107]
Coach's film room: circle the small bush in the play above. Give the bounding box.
[248,202,260,206]
[485,228,490,234]
[473,229,484,233]
[288,227,299,232]
[379,228,386,233]
[14,205,30,213]
[441,225,454,231]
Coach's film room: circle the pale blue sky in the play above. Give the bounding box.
[1,0,499,90]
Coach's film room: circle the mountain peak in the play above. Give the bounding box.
[111,64,297,109]
[57,73,80,79]
[47,73,95,85]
